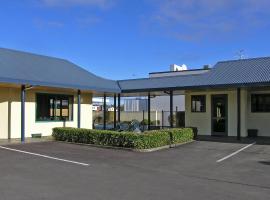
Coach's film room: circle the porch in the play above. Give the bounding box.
[94,86,270,139]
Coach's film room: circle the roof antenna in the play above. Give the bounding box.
[235,49,246,60]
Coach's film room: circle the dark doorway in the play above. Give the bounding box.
[211,94,228,136]
[176,111,185,127]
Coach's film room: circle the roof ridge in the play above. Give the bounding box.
[118,73,207,82]
[0,47,121,93]
[66,60,117,82]
[0,47,68,62]
[217,56,270,64]
[149,68,209,75]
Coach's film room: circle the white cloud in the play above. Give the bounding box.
[34,19,65,29]
[40,0,115,8]
[145,0,270,41]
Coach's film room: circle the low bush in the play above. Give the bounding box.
[52,127,194,149]
[167,128,194,144]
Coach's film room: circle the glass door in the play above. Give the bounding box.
[211,94,228,136]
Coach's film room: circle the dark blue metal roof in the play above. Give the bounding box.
[1,48,270,94]
[118,57,270,92]
[0,48,120,93]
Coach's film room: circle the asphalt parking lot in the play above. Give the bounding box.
[0,140,270,200]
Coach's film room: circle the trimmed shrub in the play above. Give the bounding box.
[53,128,137,148]
[167,128,194,144]
[134,130,171,149]
[52,127,194,149]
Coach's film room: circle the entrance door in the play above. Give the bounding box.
[211,94,228,136]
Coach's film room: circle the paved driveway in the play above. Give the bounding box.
[0,140,270,200]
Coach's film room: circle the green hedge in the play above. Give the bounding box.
[168,128,194,144]
[52,127,194,149]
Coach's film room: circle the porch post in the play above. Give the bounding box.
[77,90,81,128]
[21,85,26,142]
[142,110,145,132]
[237,88,241,140]
[161,110,164,129]
[118,94,121,123]
[113,94,117,129]
[148,92,151,130]
[170,90,174,128]
[103,94,107,130]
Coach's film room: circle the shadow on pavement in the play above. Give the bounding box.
[196,135,270,145]
[258,161,270,165]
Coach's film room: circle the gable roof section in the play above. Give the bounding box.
[1,48,270,94]
[0,48,120,93]
[206,57,270,85]
[118,57,270,92]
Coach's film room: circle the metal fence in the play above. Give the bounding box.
[93,110,185,131]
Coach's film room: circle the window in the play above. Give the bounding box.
[191,95,206,112]
[36,93,73,121]
[251,94,270,112]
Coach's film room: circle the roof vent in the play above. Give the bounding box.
[203,64,211,69]
[170,64,187,72]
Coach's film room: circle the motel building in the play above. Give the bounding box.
[1,47,270,141]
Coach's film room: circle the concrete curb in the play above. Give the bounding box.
[0,137,54,145]
[133,140,195,152]
[54,140,195,152]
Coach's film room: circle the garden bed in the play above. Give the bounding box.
[52,127,194,150]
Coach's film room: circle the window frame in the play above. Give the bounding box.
[251,93,270,113]
[35,93,74,122]
[191,95,206,113]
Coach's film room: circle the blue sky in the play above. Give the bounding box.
[0,0,269,80]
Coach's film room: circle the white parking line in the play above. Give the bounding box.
[0,145,89,166]
[216,142,256,163]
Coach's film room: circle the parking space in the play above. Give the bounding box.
[0,141,270,200]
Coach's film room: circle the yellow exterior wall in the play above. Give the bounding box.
[0,88,10,139]
[185,89,238,136]
[0,86,93,139]
[240,88,248,137]
[185,88,270,137]
[2,85,270,139]
[246,89,270,137]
